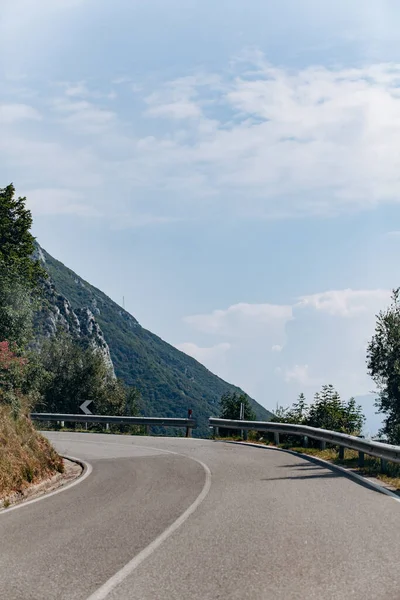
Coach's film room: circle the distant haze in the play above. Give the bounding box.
[355,395,383,437]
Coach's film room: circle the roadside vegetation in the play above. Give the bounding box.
[0,402,64,500]
[0,184,141,501]
[0,185,63,500]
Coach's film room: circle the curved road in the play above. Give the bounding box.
[1,433,400,599]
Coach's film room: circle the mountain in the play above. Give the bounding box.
[36,245,273,436]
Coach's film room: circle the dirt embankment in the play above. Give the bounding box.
[0,405,80,508]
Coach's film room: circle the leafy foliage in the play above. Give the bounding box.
[0,184,44,285]
[219,392,257,421]
[0,276,37,348]
[218,391,257,437]
[0,185,45,349]
[367,289,400,443]
[0,341,28,414]
[272,385,365,439]
[39,246,273,436]
[33,332,136,417]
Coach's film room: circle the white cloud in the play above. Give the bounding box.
[146,99,201,120]
[0,103,41,123]
[181,288,390,419]
[285,364,321,386]
[184,302,293,337]
[144,74,219,121]
[177,342,231,364]
[297,289,390,317]
[5,57,400,225]
[24,188,100,217]
[64,82,90,97]
[136,58,400,218]
[272,344,283,352]
[110,213,184,229]
[52,96,116,134]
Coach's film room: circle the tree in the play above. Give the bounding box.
[0,184,45,348]
[0,184,43,287]
[219,392,256,421]
[305,385,364,434]
[35,333,123,415]
[367,289,400,443]
[272,387,364,440]
[34,332,140,420]
[0,341,28,414]
[125,386,142,416]
[271,394,308,425]
[0,277,36,348]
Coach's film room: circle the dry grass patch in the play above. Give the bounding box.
[0,405,64,500]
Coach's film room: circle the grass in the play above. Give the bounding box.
[0,404,64,502]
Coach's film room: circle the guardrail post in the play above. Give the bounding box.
[214,426,219,438]
[144,425,149,435]
[106,423,109,431]
[358,451,365,467]
[320,440,326,450]
[381,458,387,474]
[338,446,345,460]
[274,432,280,445]
[303,435,308,448]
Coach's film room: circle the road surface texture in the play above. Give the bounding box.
[1,433,400,599]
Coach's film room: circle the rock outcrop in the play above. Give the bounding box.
[35,277,115,377]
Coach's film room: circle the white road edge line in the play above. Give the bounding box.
[230,441,400,503]
[0,455,93,515]
[86,455,212,600]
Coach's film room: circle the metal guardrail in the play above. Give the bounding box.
[31,413,196,436]
[209,418,400,467]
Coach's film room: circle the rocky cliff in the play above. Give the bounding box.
[33,247,115,376]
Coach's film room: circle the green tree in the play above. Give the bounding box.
[272,387,364,442]
[0,277,37,348]
[34,332,141,420]
[219,392,256,421]
[35,333,124,415]
[367,288,400,443]
[0,185,45,348]
[305,385,364,434]
[0,341,29,414]
[271,394,308,425]
[0,184,43,286]
[125,386,142,416]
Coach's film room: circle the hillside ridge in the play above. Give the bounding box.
[38,245,273,435]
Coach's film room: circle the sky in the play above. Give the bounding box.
[2,0,400,434]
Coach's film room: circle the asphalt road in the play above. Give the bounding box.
[1,433,400,600]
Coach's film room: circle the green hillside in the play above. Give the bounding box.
[40,246,273,436]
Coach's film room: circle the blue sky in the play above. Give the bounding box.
[2,0,400,433]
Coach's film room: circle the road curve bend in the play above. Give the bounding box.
[1,433,400,600]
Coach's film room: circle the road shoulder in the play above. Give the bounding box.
[0,457,83,511]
